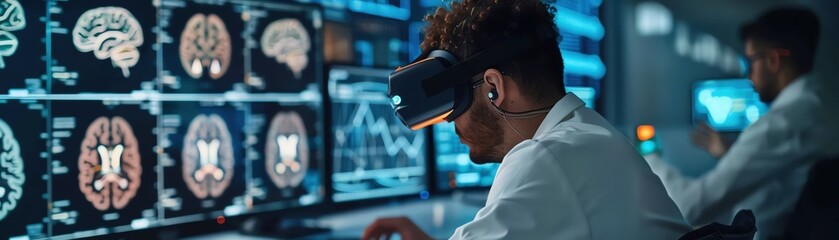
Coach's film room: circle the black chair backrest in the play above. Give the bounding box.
[783,157,839,240]
[680,209,757,240]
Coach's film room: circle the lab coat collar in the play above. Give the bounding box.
[533,93,585,139]
[771,74,810,108]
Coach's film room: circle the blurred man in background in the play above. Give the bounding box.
[645,7,839,239]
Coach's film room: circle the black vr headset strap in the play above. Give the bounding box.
[421,26,554,97]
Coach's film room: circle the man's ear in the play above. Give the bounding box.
[483,68,506,104]
[767,51,782,73]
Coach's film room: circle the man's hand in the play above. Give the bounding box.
[362,217,433,240]
[690,122,732,159]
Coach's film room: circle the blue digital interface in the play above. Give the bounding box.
[566,86,596,109]
[693,79,769,132]
[329,66,427,202]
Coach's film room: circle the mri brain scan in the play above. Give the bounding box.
[265,112,308,189]
[260,19,310,79]
[182,114,234,199]
[78,117,142,211]
[72,7,144,78]
[0,0,25,69]
[179,14,231,80]
[0,118,23,221]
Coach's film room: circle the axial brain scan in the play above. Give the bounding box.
[182,114,235,199]
[264,112,308,189]
[0,0,25,69]
[179,14,232,80]
[72,7,144,78]
[0,118,24,221]
[260,19,310,79]
[78,117,142,211]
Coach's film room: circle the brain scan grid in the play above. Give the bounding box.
[1,1,327,238]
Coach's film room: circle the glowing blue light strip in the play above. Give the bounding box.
[0,92,323,103]
[348,0,411,20]
[554,6,604,41]
[562,50,606,79]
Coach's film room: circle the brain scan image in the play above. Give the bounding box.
[78,117,142,211]
[72,7,144,78]
[179,13,231,80]
[265,112,309,189]
[0,118,23,221]
[182,114,234,199]
[261,19,310,80]
[0,0,25,69]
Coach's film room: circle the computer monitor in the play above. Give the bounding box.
[2,1,326,239]
[328,66,428,202]
[433,122,499,191]
[692,78,769,132]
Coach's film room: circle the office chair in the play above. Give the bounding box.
[783,156,839,239]
[679,209,757,240]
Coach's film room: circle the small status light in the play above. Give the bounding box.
[640,141,657,155]
[636,125,655,141]
[216,216,226,225]
[420,191,430,200]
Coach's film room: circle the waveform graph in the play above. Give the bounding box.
[50,1,157,93]
[49,101,158,237]
[160,0,245,93]
[329,66,427,202]
[0,0,45,94]
[160,101,247,220]
[0,101,48,239]
[243,2,322,93]
[246,103,324,211]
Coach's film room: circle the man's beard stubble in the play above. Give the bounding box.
[455,98,506,164]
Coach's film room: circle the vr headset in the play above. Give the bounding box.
[388,26,555,130]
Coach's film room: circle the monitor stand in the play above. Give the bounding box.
[239,215,331,238]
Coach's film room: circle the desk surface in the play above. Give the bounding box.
[184,191,488,239]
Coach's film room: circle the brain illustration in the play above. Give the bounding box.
[182,114,234,199]
[0,0,26,69]
[0,118,23,221]
[265,112,309,189]
[179,14,231,80]
[72,7,144,78]
[261,19,310,79]
[78,117,142,211]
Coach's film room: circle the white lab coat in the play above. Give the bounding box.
[450,93,691,240]
[645,75,839,239]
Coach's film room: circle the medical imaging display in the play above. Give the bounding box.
[693,79,769,132]
[329,66,427,202]
[50,1,157,93]
[49,101,158,238]
[433,122,499,191]
[160,101,247,220]
[0,100,49,240]
[246,103,323,211]
[0,0,46,94]
[160,1,244,93]
[246,3,322,93]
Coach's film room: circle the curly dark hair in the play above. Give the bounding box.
[421,0,565,103]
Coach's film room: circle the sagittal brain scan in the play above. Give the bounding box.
[179,13,231,80]
[78,117,142,211]
[265,112,309,189]
[72,7,143,78]
[261,19,310,79]
[0,118,23,221]
[0,0,25,69]
[182,114,234,198]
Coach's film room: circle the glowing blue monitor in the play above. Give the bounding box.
[328,66,427,202]
[693,79,769,132]
[433,122,499,190]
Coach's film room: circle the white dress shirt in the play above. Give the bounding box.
[450,93,691,240]
[645,75,839,239]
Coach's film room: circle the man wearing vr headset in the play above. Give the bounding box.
[362,0,690,239]
[644,7,839,239]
